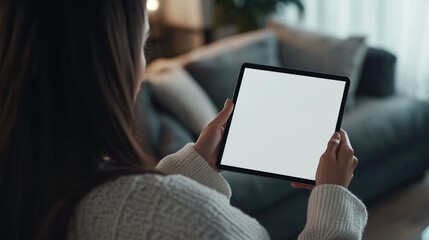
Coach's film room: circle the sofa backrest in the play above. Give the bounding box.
[137,26,397,157]
[145,28,281,121]
[149,29,280,67]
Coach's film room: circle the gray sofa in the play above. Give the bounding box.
[136,24,429,239]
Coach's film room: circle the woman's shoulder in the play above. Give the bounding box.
[79,173,226,204]
[77,174,183,205]
[68,173,230,239]
[70,173,213,219]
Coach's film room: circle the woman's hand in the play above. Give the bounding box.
[291,129,358,190]
[194,99,234,172]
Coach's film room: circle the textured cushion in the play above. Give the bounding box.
[185,30,281,110]
[357,47,397,97]
[269,21,368,107]
[145,62,218,136]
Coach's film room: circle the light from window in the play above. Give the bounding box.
[147,0,160,12]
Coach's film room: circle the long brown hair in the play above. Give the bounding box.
[0,0,157,239]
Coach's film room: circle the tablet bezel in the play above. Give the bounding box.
[217,62,350,185]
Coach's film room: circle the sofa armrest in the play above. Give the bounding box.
[356,47,396,97]
[135,81,195,159]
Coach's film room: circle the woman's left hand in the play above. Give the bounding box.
[194,98,234,172]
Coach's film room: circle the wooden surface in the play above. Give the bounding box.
[364,171,429,240]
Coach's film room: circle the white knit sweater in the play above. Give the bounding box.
[68,144,367,239]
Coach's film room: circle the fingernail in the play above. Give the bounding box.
[224,98,231,107]
[332,132,340,139]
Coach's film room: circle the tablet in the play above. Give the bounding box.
[217,63,350,185]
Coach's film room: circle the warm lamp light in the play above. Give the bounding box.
[147,0,160,12]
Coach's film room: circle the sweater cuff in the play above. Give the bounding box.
[156,143,232,199]
[300,184,368,239]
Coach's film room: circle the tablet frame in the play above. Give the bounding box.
[217,63,350,185]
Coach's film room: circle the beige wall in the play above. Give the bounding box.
[148,0,214,56]
[163,0,213,29]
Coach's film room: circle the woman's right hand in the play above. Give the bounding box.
[292,129,358,190]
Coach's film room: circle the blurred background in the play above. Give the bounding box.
[138,1,429,239]
[146,0,429,100]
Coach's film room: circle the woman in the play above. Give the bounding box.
[0,0,367,239]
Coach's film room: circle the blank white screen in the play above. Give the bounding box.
[221,68,346,181]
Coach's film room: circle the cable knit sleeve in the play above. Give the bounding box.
[298,184,368,240]
[156,143,232,199]
[114,175,270,240]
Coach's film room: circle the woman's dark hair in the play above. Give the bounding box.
[0,0,156,239]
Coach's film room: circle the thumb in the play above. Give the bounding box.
[324,132,341,157]
[212,98,234,127]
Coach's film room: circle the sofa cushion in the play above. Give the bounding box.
[342,95,429,168]
[222,171,297,214]
[145,62,218,137]
[157,113,194,158]
[135,82,161,155]
[268,21,368,107]
[184,29,281,110]
[357,47,397,97]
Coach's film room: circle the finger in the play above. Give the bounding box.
[352,156,358,170]
[323,132,341,157]
[211,98,234,127]
[337,129,355,164]
[339,129,352,150]
[291,182,315,190]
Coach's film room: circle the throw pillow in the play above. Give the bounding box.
[185,29,281,110]
[268,21,368,107]
[135,81,161,156]
[145,62,218,136]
